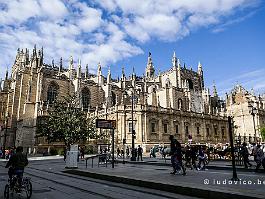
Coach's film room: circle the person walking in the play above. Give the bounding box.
[137,145,143,161]
[126,146,130,158]
[255,144,265,172]
[80,147,85,160]
[191,146,198,170]
[63,147,67,161]
[0,148,3,158]
[185,146,192,169]
[252,143,258,163]
[176,141,186,175]
[197,146,206,170]
[121,149,124,159]
[241,142,252,168]
[169,135,186,175]
[169,135,178,174]
[117,147,121,158]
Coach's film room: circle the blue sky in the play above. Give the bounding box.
[0,0,265,97]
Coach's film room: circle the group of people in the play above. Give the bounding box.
[0,147,15,159]
[116,145,143,161]
[169,135,218,175]
[240,142,265,172]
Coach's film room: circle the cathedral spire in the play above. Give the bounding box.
[33,44,37,57]
[77,59,81,79]
[68,56,74,80]
[52,59,55,67]
[172,51,177,69]
[198,61,203,76]
[121,66,125,80]
[85,64,89,79]
[107,66,111,84]
[146,52,155,78]
[69,56,73,70]
[97,62,102,76]
[213,81,218,97]
[59,57,63,72]
[5,68,8,80]
[132,66,136,80]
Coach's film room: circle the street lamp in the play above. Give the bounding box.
[228,116,239,181]
[130,87,136,161]
[3,112,9,158]
[248,102,258,143]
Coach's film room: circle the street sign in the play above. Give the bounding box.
[96,119,116,129]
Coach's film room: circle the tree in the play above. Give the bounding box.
[36,94,97,148]
[260,125,265,142]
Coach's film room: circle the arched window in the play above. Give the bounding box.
[165,78,171,88]
[178,98,182,110]
[47,81,59,103]
[187,79,193,90]
[111,91,116,106]
[82,87,90,111]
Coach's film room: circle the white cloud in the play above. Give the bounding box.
[216,69,265,96]
[0,0,40,25]
[39,0,68,19]
[0,0,261,79]
[74,2,103,32]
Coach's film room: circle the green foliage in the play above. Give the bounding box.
[260,126,265,141]
[36,94,98,147]
[84,145,94,154]
[50,148,58,155]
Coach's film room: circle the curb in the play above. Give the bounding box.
[63,169,263,199]
[116,160,265,173]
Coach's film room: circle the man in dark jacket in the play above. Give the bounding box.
[169,135,186,175]
[241,142,252,168]
[5,146,28,186]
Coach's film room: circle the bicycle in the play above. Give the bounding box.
[4,174,32,199]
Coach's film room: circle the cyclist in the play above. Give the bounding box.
[5,146,28,189]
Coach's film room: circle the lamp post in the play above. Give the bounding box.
[228,116,239,181]
[130,87,136,161]
[248,102,257,143]
[3,112,9,158]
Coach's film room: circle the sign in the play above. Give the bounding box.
[96,119,116,129]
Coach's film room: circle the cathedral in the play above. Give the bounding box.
[0,46,232,153]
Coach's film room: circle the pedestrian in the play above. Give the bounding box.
[185,146,192,168]
[117,147,121,157]
[169,135,186,175]
[252,143,258,162]
[150,147,153,158]
[191,146,198,170]
[137,145,143,161]
[255,144,265,172]
[126,146,130,158]
[77,147,80,162]
[176,141,186,175]
[197,146,206,170]
[63,147,67,161]
[5,149,10,160]
[121,149,124,158]
[80,147,85,160]
[0,148,2,158]
[117,147,120,158]
[241,142,252,168]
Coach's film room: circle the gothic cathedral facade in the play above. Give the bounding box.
[0,46,229,153]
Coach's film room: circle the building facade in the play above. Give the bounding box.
[0,46,230,153]
[225,85,265,143]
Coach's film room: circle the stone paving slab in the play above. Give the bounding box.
[64,159,265,199]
